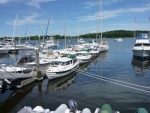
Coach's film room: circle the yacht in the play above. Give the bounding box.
[132,33,150,59]
[76,51,92,64]
[78,38,85,44]
[0,47,9,54]
[114,38,123,42]
[46,55,79,80]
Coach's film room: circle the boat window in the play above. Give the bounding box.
[66,61,71,65]
[70,60,72,64]
[51,62,59,66]
[60,62,66,66]
[73,59,77,63]
[135,44,142,46]
[143,44,150,46]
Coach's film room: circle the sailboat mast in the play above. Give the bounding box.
[44,15,51,42]
[64,13,66,48]
[41,13,44,43]
[51,15,52,38]
[13,14,18,42]
[100,0,102,42]
[25,22,28,43]
[13,13,18,50]
[78,20,79,44]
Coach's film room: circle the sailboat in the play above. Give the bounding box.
[98,0,109,52]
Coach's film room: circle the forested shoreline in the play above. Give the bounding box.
[1,30,149,40]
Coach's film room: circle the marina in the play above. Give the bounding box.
[0,38,150,113]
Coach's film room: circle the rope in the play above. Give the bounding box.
[75,68,150,94]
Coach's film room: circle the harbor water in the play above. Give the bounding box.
[0,38,150,113]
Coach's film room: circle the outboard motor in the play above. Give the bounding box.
[68,100,78,113]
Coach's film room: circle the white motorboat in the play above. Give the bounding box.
[114,38,123,42]
[132,33,150,59]
[89,46,100,58]
[39,48,57,59]
[78,38,85,44]
[2,44,19,53]
[0,47,9,54]
[46,55,79,80]
[76,51,92,64]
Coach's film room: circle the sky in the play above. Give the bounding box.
[0,0,150,37]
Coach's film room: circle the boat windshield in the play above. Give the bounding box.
[135,43,150,46]
[59,62,66,66]
[51,62,59,67]
[135,44,142,47]
[143,44,150,46]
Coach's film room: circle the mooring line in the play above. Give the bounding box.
[76,69,150,90]
[75,69,150,93]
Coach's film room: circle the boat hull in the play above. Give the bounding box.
[0,49,9,54]
[46,63,79,80]
[132,49,150,59]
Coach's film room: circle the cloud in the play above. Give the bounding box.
[0,0,10,4]
[83,0,123,8]
[6,13,40,26]
[83,2,98,8]
[78,3,150,21]
[27,0,56,8]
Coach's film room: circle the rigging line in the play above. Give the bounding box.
[76,70,150,94]
[76,69,150,90]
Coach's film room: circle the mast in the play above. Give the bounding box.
[41,13,44,43]
[13,13,18,46]
[64,13,66,48]
[78,20,79,44]
[12,14,17,38]
[134,18,136,38]
[50,15,53,38]
[100,0,102,43]
[25,22,29,43]
[42,15,51,49]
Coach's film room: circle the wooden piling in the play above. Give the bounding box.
[35,48,43,81]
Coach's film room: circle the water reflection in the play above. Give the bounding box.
[0,54,10,63]
[78,61,91,72]
[99,52,108,62]
[46,72,76,93]
[0,82,37,113]
[131,58,150,77]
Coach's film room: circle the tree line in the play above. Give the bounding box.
[1,30,149,40]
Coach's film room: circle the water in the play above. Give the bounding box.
[0,38,150,113]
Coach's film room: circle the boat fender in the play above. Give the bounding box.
[68,100,78,112]
[4,79,12,84]
[54,104,68,113]
[94,108,100,113]
[100,104,112,113]
[81,108,91,113]
[138,108,148,113]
